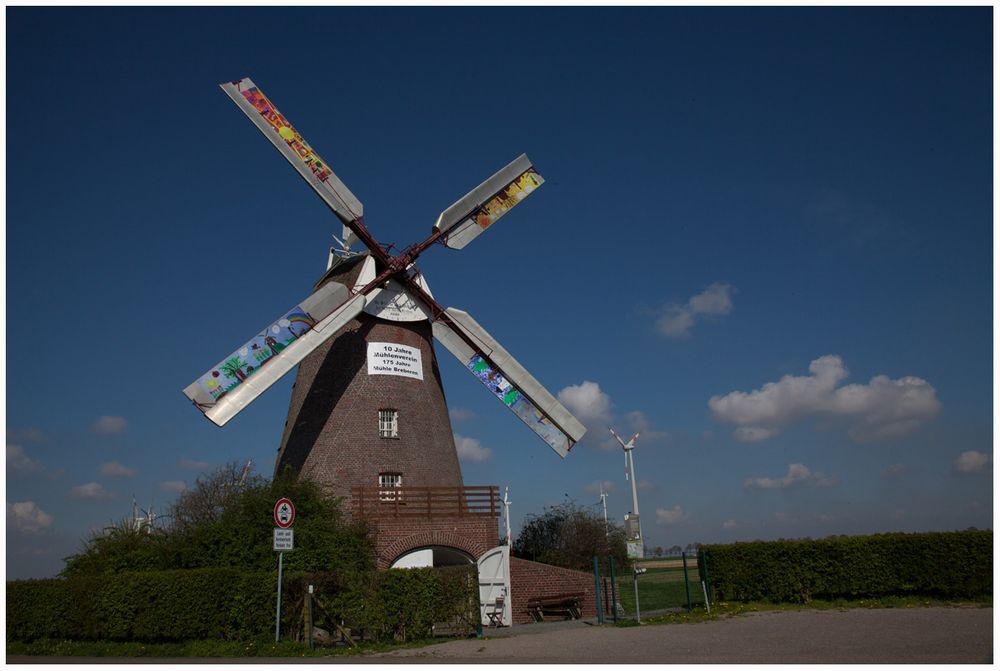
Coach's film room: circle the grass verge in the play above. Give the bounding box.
[5,635,460,658]
[615,595,993,627]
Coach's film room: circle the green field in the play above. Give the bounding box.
[614,566,705,615]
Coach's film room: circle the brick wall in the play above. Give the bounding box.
[372,517,500,569]
[509,557,598,625]
[276,314,464,500]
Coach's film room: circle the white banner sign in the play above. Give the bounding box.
[367,342,424,380]
[274,528,294,551]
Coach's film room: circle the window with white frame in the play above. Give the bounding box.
[378,409,399,438]
[378,472,402,501]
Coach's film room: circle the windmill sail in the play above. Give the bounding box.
[220,77,364,227]
[434,154,544,250]
[183,282,366,427]
[431,308,586,457]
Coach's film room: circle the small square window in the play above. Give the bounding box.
[379,409,399,438]
[379,472,402,501]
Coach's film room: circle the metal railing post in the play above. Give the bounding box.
[593,556,604,624]
[682,552,692,612]
[609,556,619,623]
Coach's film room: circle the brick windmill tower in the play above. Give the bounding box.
[183,78,586,570]
[273,252,463,500]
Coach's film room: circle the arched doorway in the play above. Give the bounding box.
[389,545,475,569]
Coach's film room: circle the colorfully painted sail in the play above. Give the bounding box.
[220,77,364,227]
[431,308,586,457]
[434,154,544,250]
[183,282,365,426]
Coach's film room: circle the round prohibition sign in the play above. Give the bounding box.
[274,498,295,528]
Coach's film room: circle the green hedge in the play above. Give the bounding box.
[7,568,275,642]
[8,565,478,644]
[701,530,992,603]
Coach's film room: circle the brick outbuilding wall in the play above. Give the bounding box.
[509,557,598,625]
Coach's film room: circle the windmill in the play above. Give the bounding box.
[182,78,586,511]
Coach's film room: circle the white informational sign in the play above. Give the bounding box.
[627,541,643,560]
[367,342,424,380]
[274,528,294,551]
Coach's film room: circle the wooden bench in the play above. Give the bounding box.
[526,592,585,622]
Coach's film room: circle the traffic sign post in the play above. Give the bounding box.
[273,498,295,642]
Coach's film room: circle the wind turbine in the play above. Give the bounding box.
[502,486,512,546]
[610,427,642,551]
[610,426,643,622]
[597,483,609,538]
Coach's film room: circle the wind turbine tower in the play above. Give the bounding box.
[610,426,643,622]
[502,486,512,546]
[598,483,609,538]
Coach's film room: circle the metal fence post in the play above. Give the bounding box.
[306,584,314,650]
[682,552,692,612]
[701,549,713,604]
[593,556,604,624]
[632,561,641,623]
[609,556,619,624]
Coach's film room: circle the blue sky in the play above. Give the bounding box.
[6,7,992,578]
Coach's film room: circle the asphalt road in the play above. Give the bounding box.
[8,607,992,664]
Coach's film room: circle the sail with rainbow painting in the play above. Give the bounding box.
[196,304,317,400]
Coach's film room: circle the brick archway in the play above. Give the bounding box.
[379,527,493,569]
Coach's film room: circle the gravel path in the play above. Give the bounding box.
[371,606,993,664]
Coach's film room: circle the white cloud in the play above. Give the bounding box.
[882,463,908,479]
[722,519,738,530]
[636,479,657,491]
[953,450,990,475]
[655,505,689,525]
[7,427,44,443]
[99,461,137,478]
[178,458,213,472]
[558,381,612,426]
[7,501,53,534]
[709,355,941,443]
[623,411,670,444]
[744,463,838,490]
[7,445,42,473]
[655,283,734,338]
[160,480,187,493]
[733,427,778,443]
[91,415,127,434]
[454,434,492,463]
[584,480,616,497]
[558,381,618,449]
[449,408,475,422]
[68,482,114,500]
